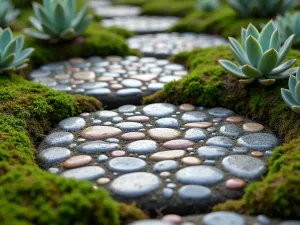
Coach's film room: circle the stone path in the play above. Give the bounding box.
[102,16,179,34]
[129,212,300,225]
[30,57,188,108]
[37,103,279,215]
[127,33,228,58]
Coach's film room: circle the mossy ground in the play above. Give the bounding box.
[0,74,146,225]
[144,46,300,218]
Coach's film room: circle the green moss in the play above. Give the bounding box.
[0,74,146,224]
[145,46,300,218]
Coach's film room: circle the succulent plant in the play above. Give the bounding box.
[196,0,220,12]
[274,12,300,46]
[218,21,299,85]
[0,0,20,27]
[0,28,34,72]
[25,0,92,40]
[227,0,298,18]
[281,68,300,113]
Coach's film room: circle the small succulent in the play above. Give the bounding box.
[25,0,92,40]
[219,21,299,85]
[281,68,300,113]
[196,0,220,12]
[0,0,20,27]
[0,28,34,72]
[274,12,300,46]
[227,0,298,18]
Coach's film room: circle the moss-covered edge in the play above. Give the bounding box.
[144,46,300,218]
[0,74,147,224]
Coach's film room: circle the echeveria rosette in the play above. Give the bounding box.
[24,0,92,41]
[274,12,300,46]
[227,0,298,18]
[0,28,34,72]
[196,0,220,12]
[281,69,300,113]
[0,0,20,27]
[218,21,299,86]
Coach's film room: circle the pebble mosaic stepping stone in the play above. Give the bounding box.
[37,104,279,214]
[129,212,300,225]
[30,56,188,108]
[94,6,141,18]
[102,16,179,34]
[127,33,228,58]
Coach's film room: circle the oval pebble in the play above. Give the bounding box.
[182,111,208,122]
[184,128,207,141]
[108,157,146,172]
[206,136,234,148]
[81,126,122,140]
[202,212,246,225]
[59,117,86,131]
[238,133,278,151]
[178,185,211,200]
[115,122,143,131]
[208,107,234,117]
[163,139,194,149]
[38,147,71,163]
[148,128,181,140]
[61,166,105,180]
[44,132,74,146]
[153,160,178,172]
[126,140,158,154]
[197,146,229,159]
[143,103,176,117]
[77,141,119,153]
[63,155,92,168]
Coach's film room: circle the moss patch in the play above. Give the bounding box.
[144,46,300,218]
[0,74,146,224]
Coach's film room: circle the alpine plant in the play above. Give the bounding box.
[25,0,92,41]
[219,21,299,85]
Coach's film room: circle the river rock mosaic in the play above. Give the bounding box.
[37,104,279,214]
[30,57,188,107]
[94,5,141,18]
[102,16,179,34]
[127,33,228,58]
[129,212,300,225]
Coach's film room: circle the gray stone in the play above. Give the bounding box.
[238,133,278,151]
[77,82,108,89]
[116,88,142,96]
[220,124,241,137]
[38,147,71,163]
[126,140,158,154]
[97,154,109,162]
[222,155,267,179]
[163,188,173,198]
[86,88,111,96]
[115,122,143,131]
[176,166,224,186]
[184,128,207,141]
[178,185,211,200]
[153,160,178,172]
[108,157,146,173]
[118,105,137,113]
[61,166,105,180]
[129,220,173,225]
[110,172,161,197]
[44,132,74,146]
[182,111,208,122]
[121,79,143,88]
[155,117,179,128]
[208,107,234,117]
[206,136,234,148]
[143,103,176,117]
[202,212,246,225]
[95,110,118,118]
[197,146,229,159]
[59,117,86,131]
[77,141,119,153]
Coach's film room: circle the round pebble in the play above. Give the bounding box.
[63,155,92,168]
[202,212,246,225]
[38,147,71,163]
[148,128,181,140]
[225,178,246,190]
[44,132,74,146]
[59,117,86,131]
[61,166,105,180]
[126,140,158,154]
[161,214,182,224]
[178,185,212,200]
[108,157,146,173]
[143,103,176,117]
[243,123,265,132]
[153,160,178,172]
[81,126,122,140]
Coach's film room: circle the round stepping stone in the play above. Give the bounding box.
[44,132,74,146]
[238,133,278,150]
[208,107,234,117]
[81,126,122,140]
[197,146,229,159]
[225,178,246,190]
[178,185,212,200]
[96,110,118,118]
[153,160,178,172]
[155,118,179,128]
[110,172,161,197]
[220,124,241,137]
[59,117,86,131]
[143,103,176,117]
[222,155,267,179]
[181,157,201,165]
[163,139,194,149]
[176,166,224,185]
[148,128,181,140]
[150,150,186,160]
[38,147,71,163]
[206,136,234,148]
[202,212,246,225]
[126,140,158,154]
[182,111,208,122]
[77,141,119,153]
[243,123,265,132]
[108,157,146,173]
[115,122,143,131]
[63,155,92,168]
[184,128,207,141]
[118,105,137,113]
[61,166,105,180]
[121,132,146,140]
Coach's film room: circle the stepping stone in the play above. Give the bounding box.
[102,16,179,34]
[30,57,188,108]
[202,212,246,225]
[38,104,279,214]
[128,33,227,58]
[95,6,140,18]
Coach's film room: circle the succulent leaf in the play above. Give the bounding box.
[278,34,295,64]
[258,49,278,74]
[218,60,246,78]
[241,64,263,78]
[246,36,263,67]
[288,75,297,99]
[258,78,276,85]
[269,29,280,51]
[281,88,298,107]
